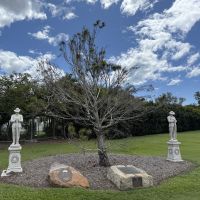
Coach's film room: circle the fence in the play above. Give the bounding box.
[0,113,69,142]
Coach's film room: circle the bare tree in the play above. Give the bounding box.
[39,21,147,166]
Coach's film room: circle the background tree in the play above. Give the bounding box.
[155,92,185,105]
[0,73,47,140]
[40,21,147,166]
[0,73,46,116]
[194,91,200,106]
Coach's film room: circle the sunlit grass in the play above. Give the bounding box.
[0,130,200,200]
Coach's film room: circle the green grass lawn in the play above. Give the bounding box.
[1,131,200,200]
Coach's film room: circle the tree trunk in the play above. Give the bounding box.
[52,118,56,139]
[30,118,33,140]
[62,119,67,139]
[97,132,110,167]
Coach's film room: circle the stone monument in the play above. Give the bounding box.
[166,111,183,162]
[49,163,89,188]
[107,165,153,190]
[1,108,23,176]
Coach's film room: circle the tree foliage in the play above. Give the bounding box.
[0,73,46,123]
[155,92,185,105]
[194,91,200,106]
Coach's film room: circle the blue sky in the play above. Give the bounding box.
[0,0,200,104]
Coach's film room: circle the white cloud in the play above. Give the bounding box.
[0,0,46,28]
[0,49,55,75]
[63,12,77,20]
[39,53,55,61]
[169,41,191,60]
[47,3,78,20]
[187,53,200,65]
[24,53,58,77]
[29,25,50,40]
[66,0,97,4]
[167,78,182,86]
[100,0,120,9]
[164,0,200,35]
[187,67,200,78]
[111,0,200,85]
[28,26,69,46]
[47,3,61,17]
[28,49,43,56]
[136,0,200,37]
[109,47,169,85]
[120,0,157,16]
[0,1,79,28]
[0,50,35,73]
[66,0,156,15]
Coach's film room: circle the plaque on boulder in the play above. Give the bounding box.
[48,163,89,188]
[107,165,153,190]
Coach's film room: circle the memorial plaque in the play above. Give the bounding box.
[175,149,179,155]
[58,168,72,182]
[118,166,141,174]
[132,176,142,187]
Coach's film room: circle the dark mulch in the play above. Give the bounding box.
[0,153,195,190]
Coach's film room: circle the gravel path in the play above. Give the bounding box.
[0,153,195,190]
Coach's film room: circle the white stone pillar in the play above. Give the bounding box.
[7,144,23,173]
[1,144,23,176]
[1,108,23,177]
[167,140,183,162]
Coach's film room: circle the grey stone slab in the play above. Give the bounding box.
[107,165,153,190]
[118,166,141,174]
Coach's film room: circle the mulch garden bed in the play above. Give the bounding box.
[0,153,195,190]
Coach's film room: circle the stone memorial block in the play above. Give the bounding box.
[7,144,22,173]
[167,140,183,162]
[107,165,153,190]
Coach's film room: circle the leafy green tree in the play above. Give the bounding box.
[155,92,185,105]
[0,73,46,119]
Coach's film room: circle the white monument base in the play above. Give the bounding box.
[167,140,183,162]
[1,144,22,177]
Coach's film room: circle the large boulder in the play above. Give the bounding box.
[107,165,153,190]
[48,163,89,188]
